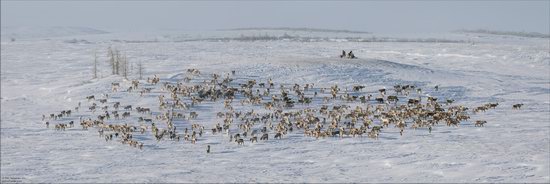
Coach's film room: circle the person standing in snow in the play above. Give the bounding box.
[340,50,346,58]
[348,51,355,59]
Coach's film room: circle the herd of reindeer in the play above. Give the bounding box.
[41,68,525,152]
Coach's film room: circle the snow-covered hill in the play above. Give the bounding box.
[1,30,549,183]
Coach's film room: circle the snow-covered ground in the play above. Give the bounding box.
[1,28,549,183]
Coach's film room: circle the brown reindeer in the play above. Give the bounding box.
[237,139,244,145]
[512,103,524,109]
[475,120,487,127]
[274,132,282,139]
[260,133,268,140]
[250,136,258,143]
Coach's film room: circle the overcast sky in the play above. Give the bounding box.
[1,1,548,33]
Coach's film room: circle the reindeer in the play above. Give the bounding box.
[475,120,487,127]
[250,136,258,143]
[446,99,455,105]
[512,103,524,109]
[387,95,399,103]
[113,102,120,110]
[237,139,244,145]
[86,95,95,101]
[89,106,96,112]
[191,135,197,144]
[233,133,241,142]
[122,112,131,118]
[474,106,488,113]
[408,98,420,106]
[487,103,498,109]
[367,130,379,140]
[352,85,365,92]
[371,126,383,133]
[260,133,268,140]
[274,132,282,139]
[187,69,201,75]
[189,112,198,119]
[136,107,151,114]
[111,82,120,92]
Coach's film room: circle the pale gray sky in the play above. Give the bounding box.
[1,1,549,33]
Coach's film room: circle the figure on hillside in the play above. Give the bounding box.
[348,51,355,59]
[340,50,346,58]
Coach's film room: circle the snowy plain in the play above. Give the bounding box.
[1,28,549,183]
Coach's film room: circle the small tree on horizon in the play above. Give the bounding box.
[93,50,98,79]
[138,61,143,80]
[122,54,129,80]
[115,50,121,75]
[107,46,115,75]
